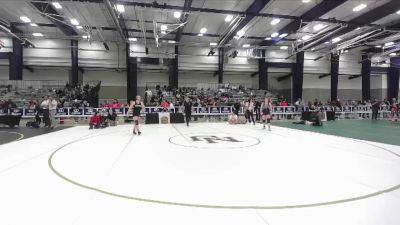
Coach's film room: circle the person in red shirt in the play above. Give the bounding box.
[89,111,101,129]
[111,99,121,108]
[160,100,169,111]
[280,100,288,107]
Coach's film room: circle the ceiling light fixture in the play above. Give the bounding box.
[32,33,43,37]
[280,46,288,50]
[174,11,182,18]
[302,0,311,3]
[237,29,245,37]
[116,4,125,13]
[30,23,38,27]
[128,37,137,42]
[279,33,288,38]
[313,23,326,31]
[332,37,342,43]
[225,15,234,22]
[161,24,168,31]
[52,2,62,9]
[302,35,311,41]
[243,44,250,48]
[271,32,279,38]
[210,43,218,46]
[198,34,203,36]
[384,42,394,47]
[20,16,31,23]
[353,4,367,12]
[397,10,400,15]
[76,25,83,29]
[375,45,382,48]
[70,18,79,26]
[270,18,280,25]
[265,37,271,40]
[168,40,176,44]
[200,27,207,34]
[389,53,397,56]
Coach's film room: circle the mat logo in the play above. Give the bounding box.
[190,135,242,144]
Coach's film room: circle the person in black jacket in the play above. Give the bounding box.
[371,99,380,120]
[184,97,192,126]
[107,108,117,126]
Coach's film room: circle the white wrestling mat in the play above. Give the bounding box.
[0,123,399,225]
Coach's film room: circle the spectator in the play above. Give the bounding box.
[40,97,51,127]
[48,96,58,129]
[107,108,117,126]
[89,111,102,129]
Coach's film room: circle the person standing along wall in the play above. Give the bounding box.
[40,96,50,128]
[48,96,58,129]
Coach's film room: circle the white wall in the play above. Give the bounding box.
[0,36,393,101]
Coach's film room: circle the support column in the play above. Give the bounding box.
[9,27,23,80]
[126,43,138,101]
[70,40,79,86]
[169,46,179,88]
[361,55,371,101]
[258,50,268,90]
[218,47,224,84]
[292,51,304,102]
[330,53,339,101]
[388,57,400,100]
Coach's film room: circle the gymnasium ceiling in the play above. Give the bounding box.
[1,0,400,61]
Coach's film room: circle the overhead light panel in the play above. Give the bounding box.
[200,27,207,34]
[311,48,315,51]
[375,45,382,48]
[279,33,288,38]
[30,23,38,27]
[332,37,342,43]
[302,0,311,3]
[20,16,31,23]
[265,37,271,40]
[237,29,245,37]
[384,42,394,47]
[161,30,166,34]
[243,44,250,48]
[128,37,137,42]
[168,40,176,44]
[270,18,280,25]
[225,15,233,22]
[210,43,218,46]
[302,35,311,41]
[198,34,203,36]
[32,33,43,37]
[280,46,288,50]
[271,32,279,38]
[160,24,168,31]
[76,25,83,29]
[397,10,400,15]
[82,35,90,39]
[313,23,326,31]
[353,4,367,12]
[116,4,125,13]
[52,2,62,9]
[174,11,182,18]
[389,53,397,56]
[70,18,79,26]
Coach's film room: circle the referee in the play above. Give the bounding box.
[184,97,192,126]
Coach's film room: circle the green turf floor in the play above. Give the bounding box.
[274,119,400,146]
